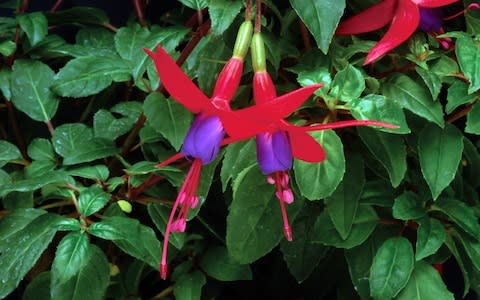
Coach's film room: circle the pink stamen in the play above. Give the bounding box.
[283,189,294,204]
[274,171,293,241]
[444,3,480,21]
[266,175,275,185]
[160,158,203,279]
[155,153,185,168]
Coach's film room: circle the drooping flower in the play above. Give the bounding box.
[335,0,460,64]
[237,32,399,241]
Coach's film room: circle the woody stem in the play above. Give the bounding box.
[255,0,262,32]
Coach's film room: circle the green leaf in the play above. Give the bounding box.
[311,205,377,249]
[416,66,442,101]
[179,0,208,9]
[360,179,396,207]
[415,218,446,261]
[0,213,60,299]
[226,167,303,264]
[392,192,426,220]
[220,139,256,191]
[17,12,48,46]
[456,35,480,94]
[199,246,252,281]
[27,138,54,161]
[51,232,91,284]
[325,154,365,239]
[46,7,109,26]
[280,207,329,282]
[53,55,130,97]
[454,230,480,271]
[68,165,109,181]
[294,130,345,200]
[446,80,476,114]
[208,0,243,35]
[432,197,480,241]
[358,127,407,188]
[0,140,22,167]
[143,93,193,151]
[93,110,136,140]
[289,0,345,53]
[369,237,414,300]
[0,209,46,241]
[350,94,410,134]
[395,261,454,300]
[466,103,480,134]
[173,271,206,300]
[11,59,58,122]
[52,123,118,165]
[50,245,110,300]
[383,74,444,128]
[0,171,68,196]
[89,216,161,268]
[147,203,185,249]
[22,272,50,300]
[0,68,11,100]
[418,124,463,200]
[0,40,15,56]
[196,36,230,93]
[78,185,111,216]
[330,64,365,102]
[444,235,471,296]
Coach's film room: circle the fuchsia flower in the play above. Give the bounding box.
[336,0,460,64]
[237,33,399,241]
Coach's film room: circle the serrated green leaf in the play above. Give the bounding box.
[416,66,442,101]
[383,74,444,127]
[416,217,446,261]
[143,93,193,151]
[0,171,68,196]
[179,0,207,9]
[199,246,252,281]
[0,213,60,299]
[220,139,256,191]
[432,197,480,241]
[53,55,130,97]
[0,140,22,167]
[0,40,15,56]
[289,0,345,53]
[330,64,365,102]
[466,103,480,134]
[392,192,426,220]
[93,109,136,140]
[311,205,377,249]
[226,167,303,264]
[27,138,54,161]
[11,59,58,122]
[358,127,406,188]
[0,209,46,241]
[446,80,476,114]
[50,245,109,300]
[454,230,480,271]
[369,237,414,300]
[350,94,410,134]
[294,130,345,200]
[89,216,161,268]
[173,271,206,300]
[68,165,109,181]
[208,0,242,35]
[395,261,454,300]
[325,154,364,239]
[51,232,91,284]
[418,124,463,200]
[17,12,47,46]
[456,35,480,94]
[78,185,110,216]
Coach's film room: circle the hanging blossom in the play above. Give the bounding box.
[230,33,399,241]
[335,0,462,64]
[144,21,323,279]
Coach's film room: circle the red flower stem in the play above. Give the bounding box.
[45,120,55,136]
[255,0,262,33]
[50,0,64,12]
[132,0,147,27]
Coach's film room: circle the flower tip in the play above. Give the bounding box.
[284,226,293,242]
[160,263,168,280]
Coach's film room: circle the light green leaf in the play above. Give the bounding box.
[0,40,15,56]
[27,138,54,161]
[147,203,185,249]
[392,192,426,220]
[68,165,109,181]
[0,68,11,100]
[418,124,463,200]
[383,74,444,128]
[289,0,345,53]
[78,185,110,216]
[416,217,446,261]
[220,139,256,191]
[358,127,406,188]
[294,130,345,200]
[330,64,365,102]
[173,271,206,300]
[0,140,22,167]
[446,80,476,114]
[369,237,414,300]
[179,0,207,9]
[0,171,68,196]
[416,66,442,101]
[11,59,58,122]
[456,35,480,94]
[432,197,480,241]
[51,232,91,284]
[466,103,480,134]
[17,12,48,46]
[208,0,243,35]
[93,109,136,140]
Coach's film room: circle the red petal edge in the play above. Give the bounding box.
[144,46,211,114]
[364,0,420,65]
[288,131,326,163]
[413,0,459,8]
[336,0,396,35]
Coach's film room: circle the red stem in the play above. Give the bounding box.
[255,0,262,32]
[132,0,147,27]
[50,0,63,12]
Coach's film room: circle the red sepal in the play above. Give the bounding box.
[413,0,459,8]
[144,46,213,114]
[253,72,277,104]
[288,131,326,162]
[364,0,420,64]
[212,58,244,105]
[336,0,396,35]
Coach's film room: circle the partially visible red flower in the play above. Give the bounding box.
[336,0,460,64]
